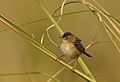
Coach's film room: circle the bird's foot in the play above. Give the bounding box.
[56,55,64,61]
[72,67,76,70]
[56,56,61,61]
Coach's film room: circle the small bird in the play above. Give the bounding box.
[59,32,92,68]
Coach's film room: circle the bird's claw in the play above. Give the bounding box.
[72,66,76,70]
[56,56,62,61]
[56,55,64,61]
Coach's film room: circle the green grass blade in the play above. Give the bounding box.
[36,0,63,35]
[78,58,96,82]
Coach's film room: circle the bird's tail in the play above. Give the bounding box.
[83,52,92,57]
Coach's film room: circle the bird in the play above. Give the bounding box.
[59,32,92,68]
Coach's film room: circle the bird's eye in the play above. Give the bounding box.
[66,37,68,39]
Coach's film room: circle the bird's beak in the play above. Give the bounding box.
[59,37,62,39]
[59,37,65,41]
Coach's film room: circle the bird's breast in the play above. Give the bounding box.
[60,42,80,58]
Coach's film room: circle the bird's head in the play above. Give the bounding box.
[60,32,75,43]
[62,32,72,39]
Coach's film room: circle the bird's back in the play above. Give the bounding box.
[74,37,85,52]
[74,37,92,57]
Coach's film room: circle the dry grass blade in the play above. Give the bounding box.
[91,0,120,27]
[0,72,61,82]
[83,1,120,36]
[102,21,120,53]
[40,33,45,44]
[57,0,67,23]
[47,60,75,82]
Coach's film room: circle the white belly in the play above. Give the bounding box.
[60,42,80,58]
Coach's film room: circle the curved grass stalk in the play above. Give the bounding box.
[57,0,67,23]
[46,25,59,47]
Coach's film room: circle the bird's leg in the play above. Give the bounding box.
[56,55,65,61]
[72,58,78,69]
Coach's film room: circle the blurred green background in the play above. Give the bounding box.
[0,0,120,82]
